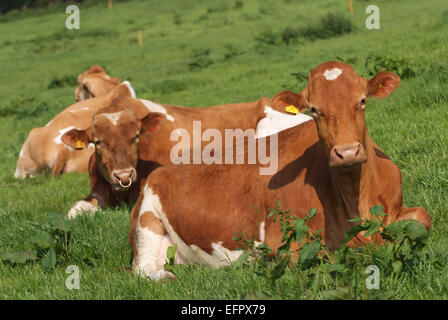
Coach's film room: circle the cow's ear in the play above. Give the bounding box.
[367,72,400,98]
[88,65,105,74]
[80,78,98,99]
[61,128,90,150]
[141,112,166,134]
[112,76,121,83]
[271,90,308,113]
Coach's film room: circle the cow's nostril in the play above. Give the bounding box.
[335,149,344,160]
[112,169,136,188]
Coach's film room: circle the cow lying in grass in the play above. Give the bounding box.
[15,66,135,178]
[61,95,311,218]
[75,65,134,102]
[129,61,432,281]
[14,84,135,178]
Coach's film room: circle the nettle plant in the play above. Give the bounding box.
[233,200,429,293]
[0,213,73,269]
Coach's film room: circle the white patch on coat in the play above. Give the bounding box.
[45,119,54,127]
[54,126,75,150]
[101,111,124,126]
[210,242,243,264]
[134,221,167,278]
[135,185,242,280]
[122,81,136,98]
[139,99,175,122]
[255,106,312,139]
[259,221,265,242]
[323,68,343,80]
[19,147,24,158]
[69,107,90,113]
[67,200,98,219]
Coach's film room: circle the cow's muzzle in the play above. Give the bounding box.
[329,142,367,168]
[112,168,137,188]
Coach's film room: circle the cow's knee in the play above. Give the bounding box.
[394,207,432,230]
[15,150,37,179]
[67,199,99,219]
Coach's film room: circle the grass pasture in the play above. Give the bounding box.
[0,0,447,299]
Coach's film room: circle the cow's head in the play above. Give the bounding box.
[61,96,165,190]
[272,61,400,169]
[75,66,122,102]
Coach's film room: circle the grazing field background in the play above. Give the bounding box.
[0,0,447,299]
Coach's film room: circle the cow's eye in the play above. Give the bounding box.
[359,98,367,110]
[310,106,323,117]
[134,134,140,142]
[94,140,101,146]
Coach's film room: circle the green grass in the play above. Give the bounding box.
[0,0,447,299]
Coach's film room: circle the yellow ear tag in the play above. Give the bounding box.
[75,140,86,150]
[285,105,299,114]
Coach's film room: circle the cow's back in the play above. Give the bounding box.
[141,120,323,254]
[15,91,124,177]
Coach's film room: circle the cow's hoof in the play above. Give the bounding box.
[67,200,97,219]
[147,270,176,282]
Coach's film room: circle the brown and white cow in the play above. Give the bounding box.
[75,65,135,102]
[61,95,312,218]
[14,84,134,178]
[129,61,432,280]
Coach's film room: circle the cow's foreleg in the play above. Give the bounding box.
[133,210,175,281]
[392,206,432,230]
[67,197,99,219]
[51,149,69,176]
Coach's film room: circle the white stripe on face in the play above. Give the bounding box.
[100,111,124,126]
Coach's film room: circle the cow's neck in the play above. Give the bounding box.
[329,132,377,221]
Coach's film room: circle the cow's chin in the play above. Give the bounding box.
[111,183,133,192]
[109,178,136,192]
[330,161,365,173]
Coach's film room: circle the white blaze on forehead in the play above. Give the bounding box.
[139,99,175,122]
[100,111,124,126]
[323,68,343,81]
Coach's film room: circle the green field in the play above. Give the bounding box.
[0,0,447,299]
